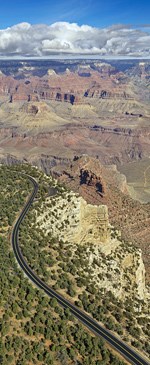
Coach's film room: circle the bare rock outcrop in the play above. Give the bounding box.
[37,191,110,246]
[51,156,150,284]
[79,168,105,196]
[135,251,146,299]
[67,198,110,244]
[36,181,147,301]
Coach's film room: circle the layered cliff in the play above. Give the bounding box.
[50,156,150,284]
[0,68,134,106]
[36,181,147,301]
[0,123,149,166]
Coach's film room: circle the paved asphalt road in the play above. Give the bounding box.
[11,175,150,365]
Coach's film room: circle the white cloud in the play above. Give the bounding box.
[0,22,149,58]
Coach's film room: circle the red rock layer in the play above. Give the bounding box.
[0,69,133,105]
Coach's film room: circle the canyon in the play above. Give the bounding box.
[0,59,149,285]
[0,61,149,169]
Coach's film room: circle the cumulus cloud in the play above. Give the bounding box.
[0,22,150,58]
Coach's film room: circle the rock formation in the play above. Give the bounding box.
[49,156,150,284]
[75,199,110,244]
[36,179,147,301]
[79,168,105,196]
[135,250,146,299]
[0,67,134,105]
[37,190,110,245]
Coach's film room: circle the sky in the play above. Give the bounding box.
[0,0,150,58]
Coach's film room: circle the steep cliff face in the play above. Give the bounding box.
[36,183,147,301]
[50,156,150,284]
[64,198,110,244]
[0,69,134,106]
[37,192,110,245]
[55,155,129,203]
[135,251,146,299]
[79,168,106,196]
[10,89,79,105]
[78,200,110,243]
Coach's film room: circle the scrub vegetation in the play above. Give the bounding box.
[0,164,149,365]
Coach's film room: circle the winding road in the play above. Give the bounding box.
[11,175,150,365]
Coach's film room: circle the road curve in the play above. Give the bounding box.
[11,175,149,365]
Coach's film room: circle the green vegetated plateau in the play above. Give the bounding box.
[0,164,149,365]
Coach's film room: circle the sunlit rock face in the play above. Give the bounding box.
[75,199,110,244]
[135,251,146,300]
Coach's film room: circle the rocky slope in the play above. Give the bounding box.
[50,156,150,284]
[36,187,147,301]
[0,123,149,166]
